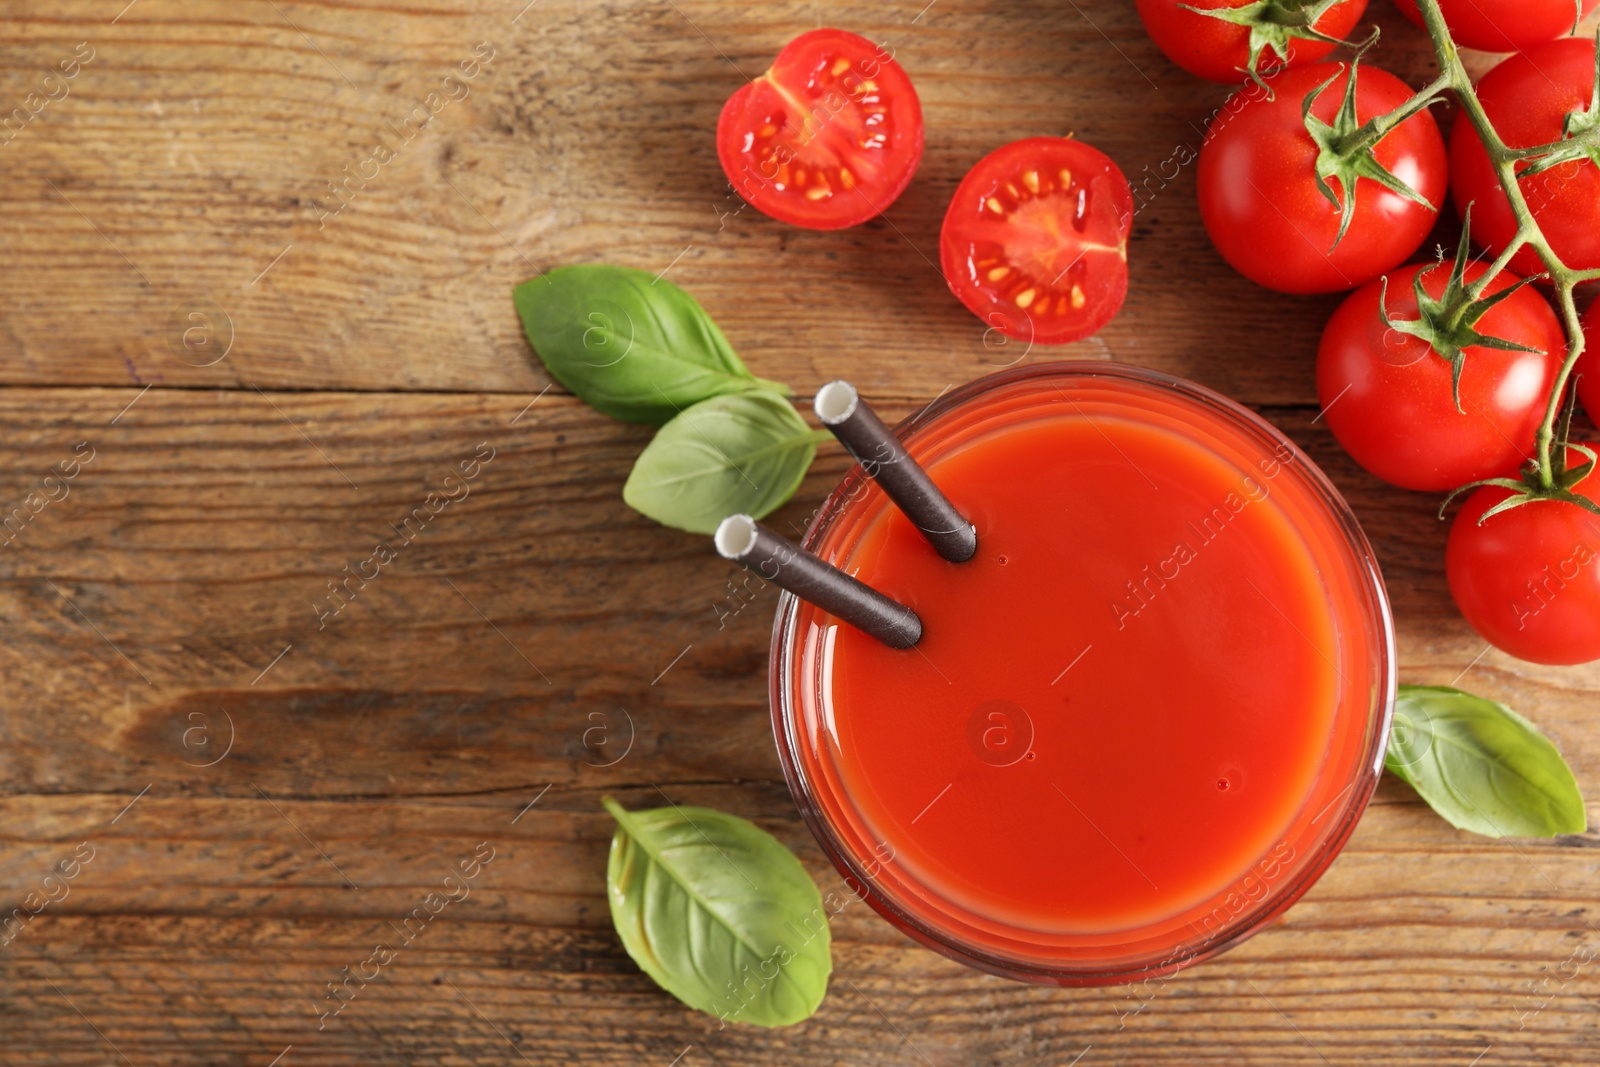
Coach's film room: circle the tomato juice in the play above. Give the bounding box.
[772,363,1394,983]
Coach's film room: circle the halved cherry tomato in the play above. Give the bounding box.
[938,137,1134,345]
[1395,0,1598,54]
[1450,38,1600,277]
[716,29,923,230]
[1137,0,1367,84]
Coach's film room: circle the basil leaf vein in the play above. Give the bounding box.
[623,390,824,534]
[513,265,787,425]
[603,797,831,1028]
[1386,685,1587,838]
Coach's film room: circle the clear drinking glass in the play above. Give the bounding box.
[769,362,1395,985]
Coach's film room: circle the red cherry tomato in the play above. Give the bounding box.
[1317,260,1561,491]
[938,137,1134,345]
[1198,62,1447,294]
[1447,463,1600,665]
[1577,303,1600,426]
[1136,0,1367,83]
[1451,38,1600,276]
[1395,0,1598,54]
[716,29,923,230]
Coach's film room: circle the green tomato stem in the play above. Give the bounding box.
[1464,233,1526,304]
[1334,73,1453,156]
[1408,0,1592,493]
[1509,128,1600,160]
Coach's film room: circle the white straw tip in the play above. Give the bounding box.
[714,514,758,560]
[814,380,859,426]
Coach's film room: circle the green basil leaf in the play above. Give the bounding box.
[1386,685,1587,838]
[513,265,787,425]
[602,796,831,1028]
[623,390,823,534]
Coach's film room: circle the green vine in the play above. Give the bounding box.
[1383,1,1600,515]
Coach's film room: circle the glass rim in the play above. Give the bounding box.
[768,360,1397,986]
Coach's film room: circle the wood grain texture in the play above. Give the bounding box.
[2,1,1600,1065]
[0,387,1597,1066]
[0,0,1523,402]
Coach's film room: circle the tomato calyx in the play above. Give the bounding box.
[1441,389,1600,524]
[1520,30,1600,179]
[1302,50,1438,249]
[1178,0,1364,92]
[1379,206,1549,412]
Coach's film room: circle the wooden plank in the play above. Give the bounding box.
[0,387,1596,1064]
[6,0,1600,1061]
[2,792,1596,1067]
[0,0,1501,402]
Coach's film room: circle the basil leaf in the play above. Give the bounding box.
[513,265,787,425]
[1386,685,1587,838]
[602,796,831,1028]
[623,390,823,534]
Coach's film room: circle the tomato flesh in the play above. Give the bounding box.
[1316,261,1561,491]
[717,29,923,230]
[1396,0,1599,53]
[1451,38,1600,277]
[939,138,1133,345]
[1198,62,1447,294]
[1448,465,1600,666]
[1577,304,1600,427]
[1136,0,1367,83]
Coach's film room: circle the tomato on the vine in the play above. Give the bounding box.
[939,137,1134,345]
[1576,303,1600,427]
[1198,62,1447,294]
[1395,0,1598,54]
[1135,0,1367,84]
[1317,260,1561,491]
[717,29,923,230]
[1450,38,1600,277]
[1447,464,1600,665]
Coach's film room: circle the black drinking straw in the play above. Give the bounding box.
[714,514,923,649]
[813,381,978,564]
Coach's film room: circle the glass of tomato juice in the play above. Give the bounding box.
[770,362,1395,984]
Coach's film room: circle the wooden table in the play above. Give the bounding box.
[3,2,1597,1063]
